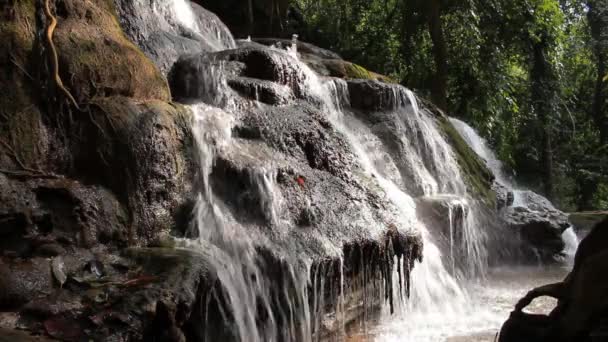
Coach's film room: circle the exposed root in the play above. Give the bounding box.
[44,0,81,111]
[0,138,57,179]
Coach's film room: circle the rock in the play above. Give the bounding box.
[52,0,170,103]
[0,175,130,253]
[115,0,235,75]
[416,195,470,269]
[0,328,55,342]
[51,257,67,287]
[347,80,411,111]
[254,38,342,59]
[493,182,514,210]
[170,47,313,102]
[504,192,570,261]
[416,195,468,235]
[75,97,197,245]
[499,218,608,341]
[0,258,54,310]
[227,77,294,105]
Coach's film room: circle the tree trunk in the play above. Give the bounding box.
[531,39,556,201]
[425,0,448,111]
[588,0,608,145]
[247,0,254,35]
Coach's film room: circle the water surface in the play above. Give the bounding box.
[344,265,569,342]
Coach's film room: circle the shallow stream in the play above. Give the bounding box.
[342,265,569,342]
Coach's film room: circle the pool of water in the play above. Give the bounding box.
[343,265,570,342]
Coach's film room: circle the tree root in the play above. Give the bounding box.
[0,138,58,179]
[44,0,81,111]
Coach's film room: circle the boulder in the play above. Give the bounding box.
[245,39,393,82]
[49,0,171,103]
[115,0,235,75]
[74,97,197,245]
[254,38,342,59]
[347,80,410,112]
[499,218,608,341]
[416,195,468,242]
[227,77,294,105]
[170,46,314,104]
[504,191,570,261]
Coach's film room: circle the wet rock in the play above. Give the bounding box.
[504,192,570,261]
[210,149,281,226]
[227,77,294,105]
[347,80,410,111]
[115,0,235,75]
[494,182,514,210]
[0,175,130,254]
[0,258,53,310]
[51,0,170,103]
[35,244,65,258]
[254,38,342,59]
[500,218,608,341]
[416,195,467,235]
[170,47,313,102]
[75,97,197,245]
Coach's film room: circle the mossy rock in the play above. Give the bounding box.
[73,96,196,245]
[52,0,170,103]
[438,116,496,207]
[321,59,395,83]
[0,1,49,170]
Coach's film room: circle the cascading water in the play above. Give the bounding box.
[292,53,494,340]
[449,118,580,259]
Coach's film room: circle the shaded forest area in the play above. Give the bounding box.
[199,0,608,211]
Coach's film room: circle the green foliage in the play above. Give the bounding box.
[293,0,608,210]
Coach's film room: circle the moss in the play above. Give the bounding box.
[438,116,496,207]
[323,59,396,83]
[51,0,170,103]
[0,0,46,170]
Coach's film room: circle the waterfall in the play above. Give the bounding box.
[295,54,492,338]
[561,226,579,262]
[449,118,513,187]
[449,117,580,260]
[179,103,313,342]
[166,1,494,340]
[158,0,237,51]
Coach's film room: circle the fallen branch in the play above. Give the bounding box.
[44,0,81,111]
